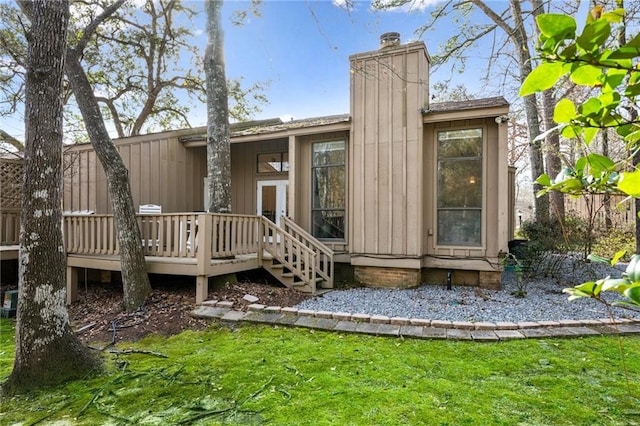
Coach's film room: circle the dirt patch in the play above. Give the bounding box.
[58,273,312,344]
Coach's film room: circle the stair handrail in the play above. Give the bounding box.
[281,216,334,288]
[260,217,318,292]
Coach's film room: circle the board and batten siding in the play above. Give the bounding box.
[349,41,429,261]
[63,132,207,214]
[230,138,289,216]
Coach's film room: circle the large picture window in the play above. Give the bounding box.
[312,140,345,239]
[437,128,483,246]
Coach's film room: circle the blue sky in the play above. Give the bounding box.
[188,0,504,125]
[1,0,595,139]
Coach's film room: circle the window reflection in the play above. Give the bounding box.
[437,129,482,246]
[312,141,345,239]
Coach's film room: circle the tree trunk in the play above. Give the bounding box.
[514,0,548,223]
[541,89,565,221]
[205,0,232,213]
[472,0,549,223]
[65,48,151,311]
[601,130,612,230]
[3,0,102,395]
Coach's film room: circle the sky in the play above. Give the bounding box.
[184,0,505,126]
[1,0,595,140]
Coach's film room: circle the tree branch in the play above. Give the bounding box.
[469,0,514,35]
[74,0,125,54]
[0,130,24,151]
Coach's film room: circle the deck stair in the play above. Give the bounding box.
[260,216,334,294]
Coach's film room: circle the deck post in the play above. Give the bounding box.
[257,217,264,264]
[196,275,208,304]
[66,266,78,305]
[195,214,212,303]
[196,214,212,275]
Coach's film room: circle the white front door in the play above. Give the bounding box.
[257,180,288,227]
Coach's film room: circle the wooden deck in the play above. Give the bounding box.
[63,213,334,304]
[0,245,19,261]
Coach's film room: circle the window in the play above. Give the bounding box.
[258,152,289,173]
[437,128,483,246]
[312,140,345,239]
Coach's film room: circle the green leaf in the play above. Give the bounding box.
[611,250,627,266]
[618,170,640,197]
[598,90,620,108]
[604,69,627,90]
[563,287,591,300]
[587,253,610,264]
[553,98,577,122]
[624,286,640,306]
[586,153,615,173]
[624,83,640,98]
[575,156,588,173]
[536,173,552,186]
[561,124,581,138]
[519,62,565,96]
[570,64,604,86]
[576,19,611,52]
[583,127,599,145]
[578,97,601,117]
[627,31,640,48]
[601,278,630,293]
[607,45,640,59]
[601,8,625,23]
[536,14,576,39]
[573,281,597,295]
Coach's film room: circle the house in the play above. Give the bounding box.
[59,33,514,301]
[0,154,22,254]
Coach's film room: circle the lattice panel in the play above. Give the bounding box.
[0,159,23,210]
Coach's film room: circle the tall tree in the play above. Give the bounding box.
[205,0,231,213]
[0,0,268,145]
[81,0,206,138]
[532,0,564,221]
[473,0,549,222]
[3,0,102,395]
[64,0,152,311]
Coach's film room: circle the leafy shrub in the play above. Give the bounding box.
[520,214,595,257]
[592,225,636,262]
[520,218,561,253]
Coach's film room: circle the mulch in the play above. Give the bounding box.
[2,271,313,345]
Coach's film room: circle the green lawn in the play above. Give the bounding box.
[1,319,639,425]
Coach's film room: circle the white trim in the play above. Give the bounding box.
[257,180,289,227]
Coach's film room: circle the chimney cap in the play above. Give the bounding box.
[380,32,401,48]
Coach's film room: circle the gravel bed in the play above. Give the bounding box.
[296,256,640,323]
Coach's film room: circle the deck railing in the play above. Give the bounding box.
[64,214,117,254]
[282,216,334,288]
[1,210,20,245]
[63,212,331,292]
[261,217,317,288]
[65,213,262,258]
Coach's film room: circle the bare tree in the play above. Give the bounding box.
[0,0,268,144]
[3,0,102,395]
[205,0,231,213]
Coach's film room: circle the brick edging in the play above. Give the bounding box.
[191,300,640,341]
